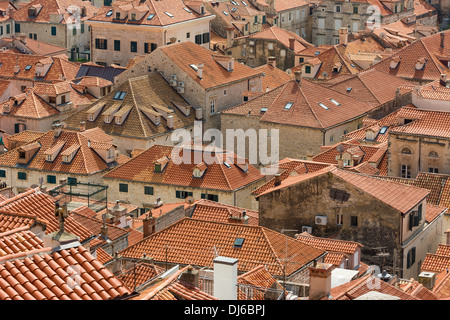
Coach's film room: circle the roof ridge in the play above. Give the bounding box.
[358,73,383,104]
[75,131,90,175]
[298,81,325,129]
[128,78,150,138]
[259,228,288,276]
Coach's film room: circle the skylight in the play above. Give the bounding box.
[223,11,228,15]
[106,10,113,17]
[318,102,329,110]
[189,64,198,71]
[25,65,32,71]
[241,0,248,5]
[315,51,320,55]
[284,102,294,110]
[233,238,245,248]
[230,0,238,5]
[346,87,352,93]
[379,126,388,134]
[113,91,126,100]
[260,107,268,113]
[223,161,231,168]
[184,7,192,13]
[165,12,174,18]
[231,7,237,12]
[147,14,155,20]
[329,98,340,106]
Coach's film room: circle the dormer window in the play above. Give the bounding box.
[154,156,169,172]
[415,58,426,70]
[193,162,207,178]
[366,129,375,141]
[131,13,136,20]
[116,12,120,19]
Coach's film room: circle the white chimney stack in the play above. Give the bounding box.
[167,115,174,129]
[309,263,334,300]
[197,64,204,79]
[213,256,238,300]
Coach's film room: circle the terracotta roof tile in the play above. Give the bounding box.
[0,189,93,243]
[223,79,375,129]
[159,41,263,90]
[296,234,363,255]
[0,245,132,300]
[237,265,285,300]
[119,218,325,277]
[117,262,164,290]
[432,271,450,299]
[103,144,265,192]
[254,64,292,92]
[421,252,450,273]
[0,230,45,258]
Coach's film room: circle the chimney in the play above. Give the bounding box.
[195,107,203,120]
[308,263,334,300]
[306,151,313,161]
[179,266,200,288]
[268,56,276,68]
[167,115,174,129]
[226,27,235,48]
[294,70,302,83]
[440,74,448,86]
[52,123,62,138]
[143,214,156,238]
[337,158,344,168]
[197,64,204,79]
[80,121,86,132]
[213,256,238,300]
[289,37,295,50]
[2,104,10,114]
[101,213,108,240]
[44,202,80,250]
[339,28,348,46]
[273,173,282,187]
[441,32,445,48]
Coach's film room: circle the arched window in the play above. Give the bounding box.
[428,151,438,158]
[401,147,412,155]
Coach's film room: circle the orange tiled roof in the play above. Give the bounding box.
[0,189,93,243]
[3,91,60,119]
[254,63,292,92]
[323,252,347,266]
[103,144,265,192]
[421,253,450,273]
[12,0,98,24]
[324,69,415,107]
[296,233,363,255]
[0,229,45,258]
[0,37,67,57]
[119,218,326,277]
[237,265,285,300]
[433,271,450,299]
[117,262,165,291]
[330,274,420,300]
[252,158,331,196]
[95,247,113,265]
[0,245,132,300]
[223,79,375,129]
[0,209,47,233]
[89,0,211,27]
[0,129,116,175]
[371,30,450,82]
[190,199,259,225]
[159,41,263,90]
[436,244,450,256]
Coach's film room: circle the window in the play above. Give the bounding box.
[15,23,20,33]
[284,102,294,110]
[114,40,120,51]
[116,12,120,19]
[81,23,85,34]
[18,172,27,180]
[144,43,150,53]
[401,147,412,155]
[113,91,126,100]
[350,216,358,227]
[51,26,56,36]
[429,167,439,173]
[305,65,311,74]
[202,32,210,44]
[186,32,190,38]
[176,190,193,199]
[95,38,107,50]
[336,213,343,225]
[406,247,416,269]
[6,24,9,34]
[233,238,245,248]
[352,21,359,32]
[131,13,136,20]
[61,95,66,105]
[224,89,227,96]
[318,18,325,29]
[144,186,154,195]
[210,98,216,114]
[119,183,128,193]
[335,5,341,12]
[428,151,438,158]
[73,27,77,36]
[262,15,266,24]
[201,193,219,202]
[353,6,358,14]
[0,170,5,178]
[334,19,341,31]
[130,41,137,52]
[401,164,411,179]
[330,135,334,143]
[151,43,157,52]
[47,175,56,184]
[195,34,202,45]
[330,188,350,202]
[299,57,304,63]
[67,177,77,185]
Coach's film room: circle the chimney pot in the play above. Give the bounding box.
[289,37,295,50]
[441,32,445,48]
[339,27,349,46]
[309,263,333,300]
[197,64,204,79]
[268,56,276,68]
[143,214,156,238]
[274,173,282,186]
[294,70,302,84]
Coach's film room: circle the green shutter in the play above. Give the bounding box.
[144,186,153,195]
[18,172,26,180]
[47,175,56,184]
[406,250,411,269]
[67,177,77,185]
[0,170,5,178]
[51,26,56,36]
[176,190,181,198]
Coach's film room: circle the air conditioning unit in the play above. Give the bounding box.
[315,215,327,225]
[177,86,185,93]
[178,81,185,88]
[302,226,312,234]
[170,79,177,87]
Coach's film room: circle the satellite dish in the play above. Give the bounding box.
[185,196,194,204]
[336,144,345,154]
